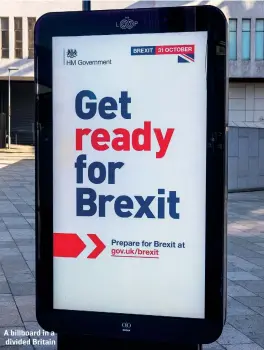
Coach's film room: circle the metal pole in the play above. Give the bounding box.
[82,0,90,11]
[8,70,11,149]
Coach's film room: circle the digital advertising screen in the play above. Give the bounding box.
[52,31,208,320]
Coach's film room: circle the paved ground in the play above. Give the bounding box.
[0,155,264,349]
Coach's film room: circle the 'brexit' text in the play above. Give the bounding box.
[76,188,180,219]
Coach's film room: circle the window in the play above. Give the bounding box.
[28,17,36,58]
[14,17,23,58]
[242,19,251,60]
[229,19,237,60]
[1,18,9,58]
[256,19,264,60]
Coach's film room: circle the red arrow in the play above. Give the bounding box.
[87,234,106,259]
[54,233,86,258]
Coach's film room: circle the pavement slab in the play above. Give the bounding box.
[217,323,253,345]
[203,344,225,350]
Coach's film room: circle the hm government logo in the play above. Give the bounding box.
[63,48,78,66]
[66,49,77,58]
[116,17,138,30]
[63,48,112,67]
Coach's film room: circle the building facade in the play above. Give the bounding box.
[1,0,264,190]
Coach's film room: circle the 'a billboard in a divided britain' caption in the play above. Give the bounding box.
[52,32,207,319]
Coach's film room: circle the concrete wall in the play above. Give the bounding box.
[229,82,264,128]
[228,126,264,191]
[228,81,264,190]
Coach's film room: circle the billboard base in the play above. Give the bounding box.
[57,334,202,349]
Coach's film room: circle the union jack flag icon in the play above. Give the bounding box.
[178,53,195,63]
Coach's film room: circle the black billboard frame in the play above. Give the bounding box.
[35,5,227,346]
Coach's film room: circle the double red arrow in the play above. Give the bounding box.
[53,233,105,259]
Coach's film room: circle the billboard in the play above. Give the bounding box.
[35,6,227,344]
[52,32,207,319]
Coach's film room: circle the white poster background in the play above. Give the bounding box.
[52,32,207,319]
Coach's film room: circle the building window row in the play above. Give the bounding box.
[0,17,36,59]
[14,17,23,59]
[28,17,35,59]
[242,19,251,60]
[229,18,264,60]
[1,18,9,59]
[256,19,264,60]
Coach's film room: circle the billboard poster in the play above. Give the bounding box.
[52,31,208,319]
